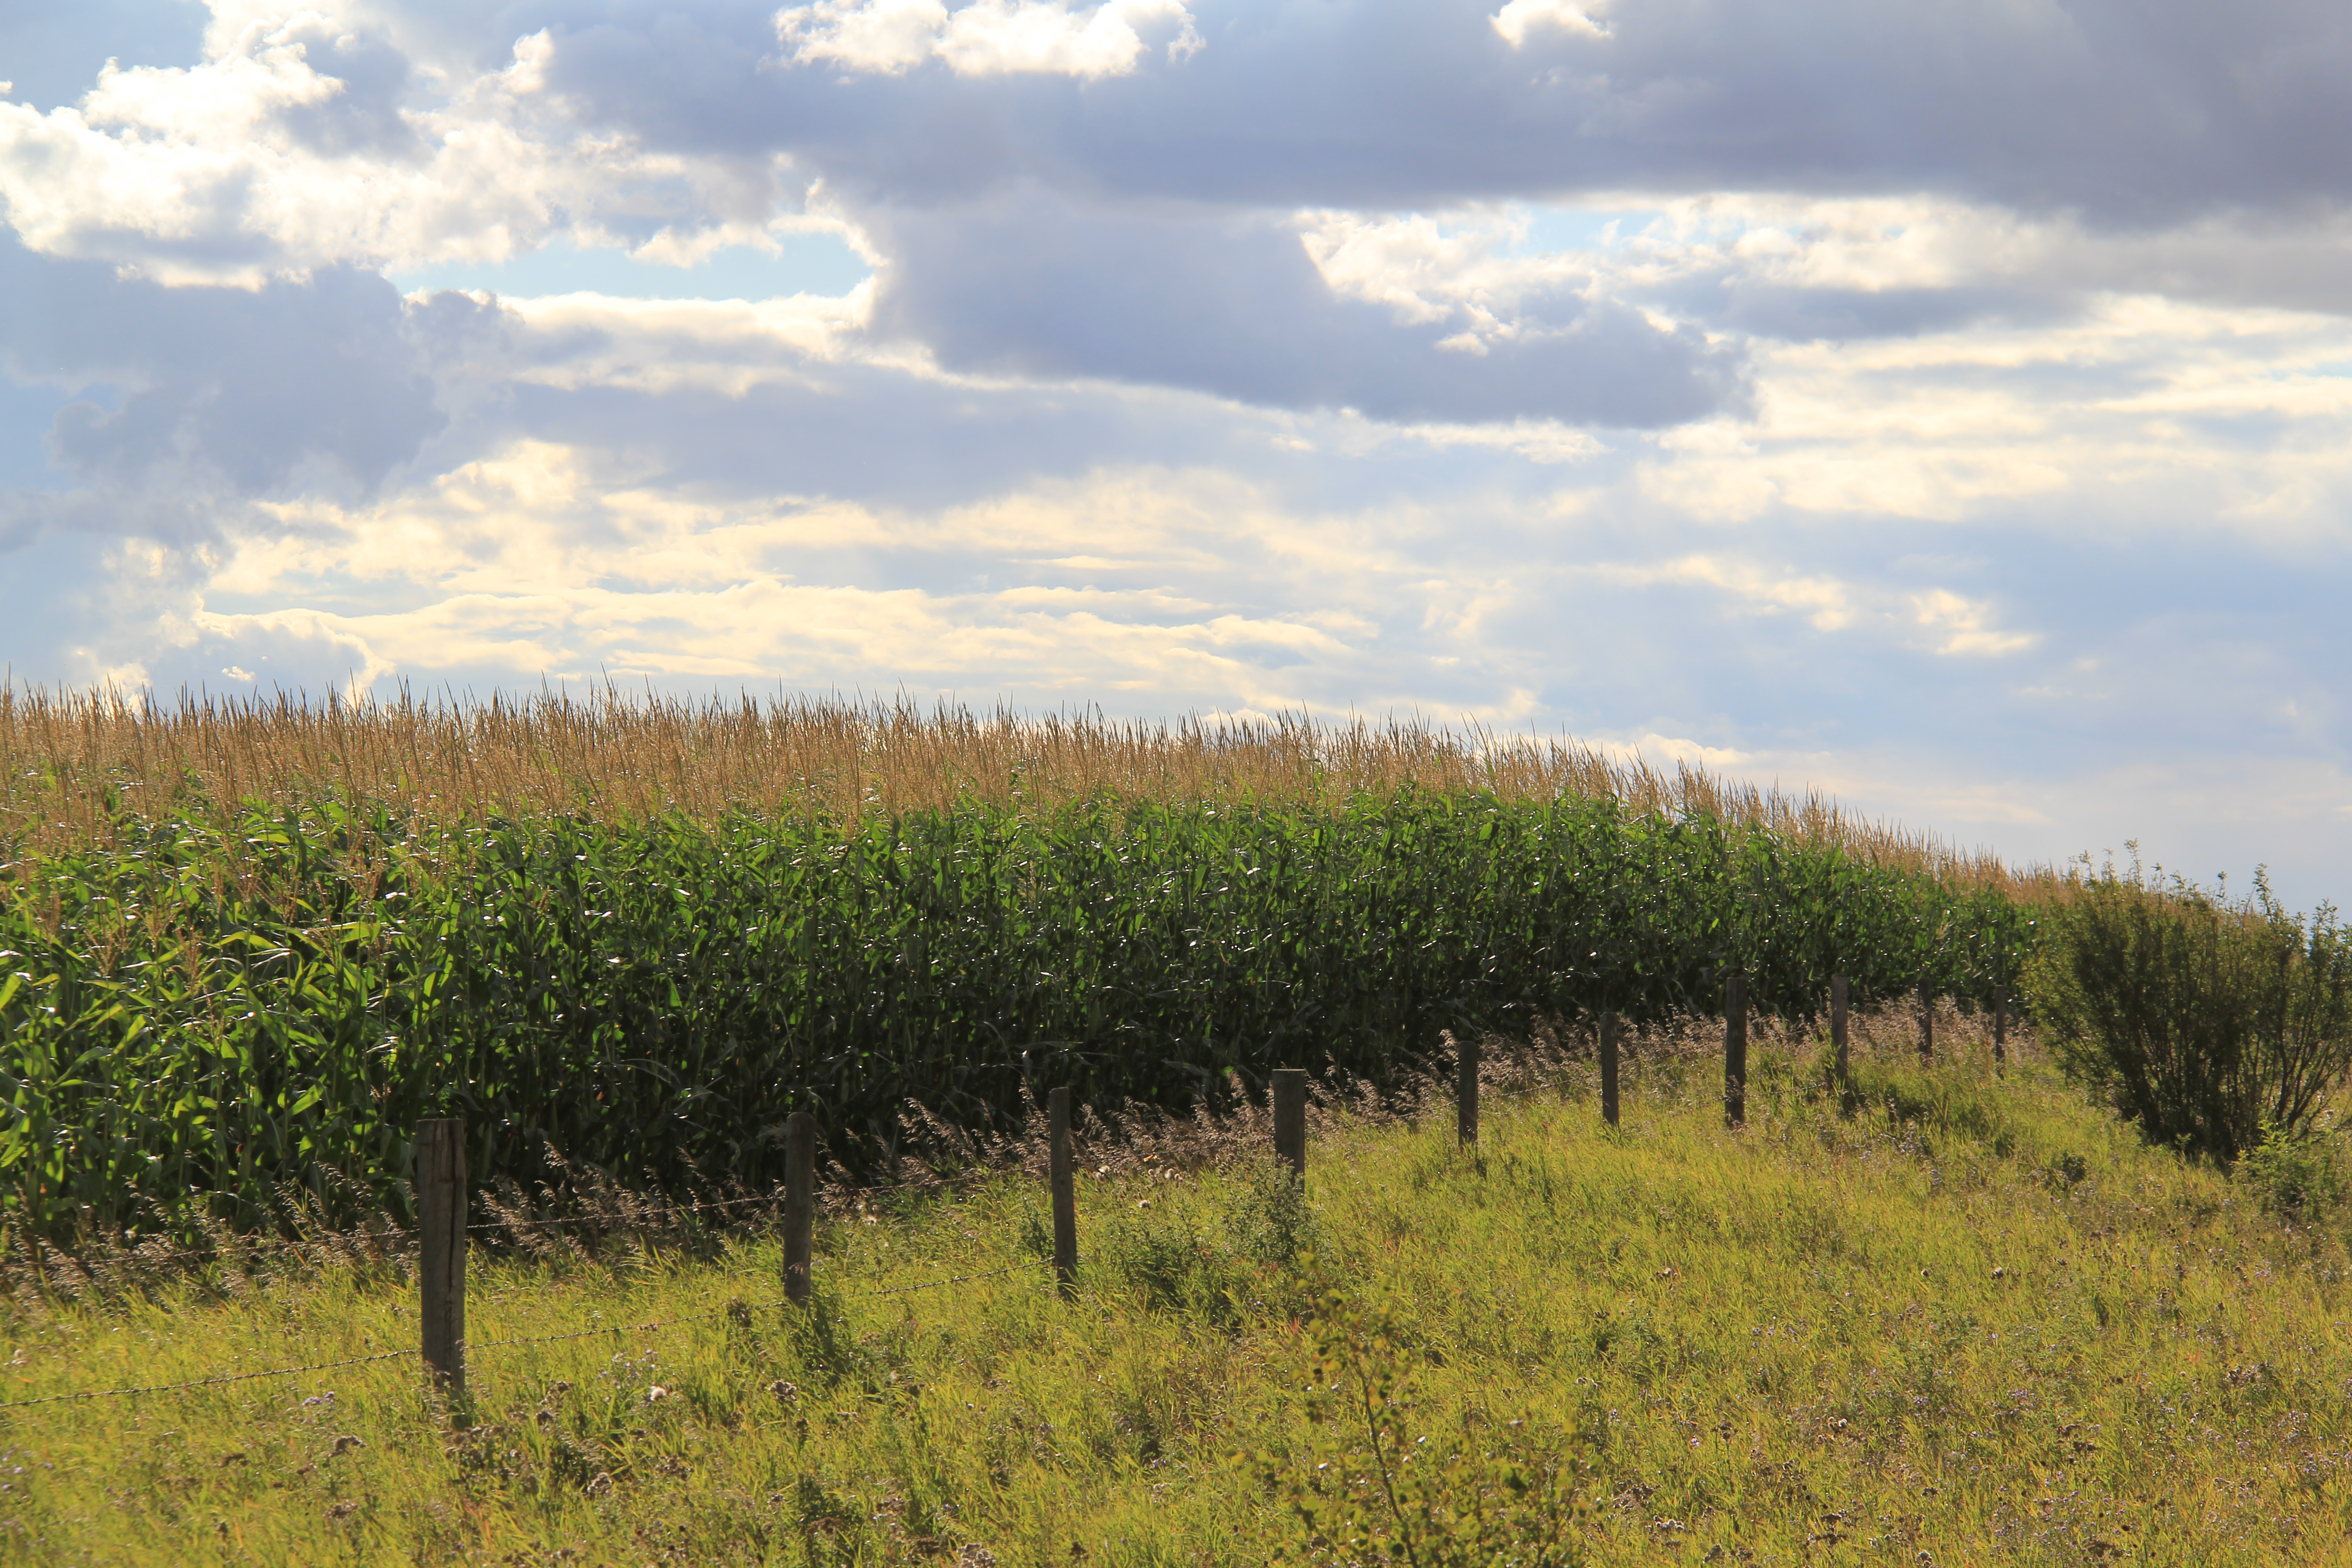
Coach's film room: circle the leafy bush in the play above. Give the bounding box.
[2026,862,2352,1163]
[2239,1120,2347,1217]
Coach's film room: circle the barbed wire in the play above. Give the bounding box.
[469,1193,784,1235]
[464,1178,998,1238]
[470,1260,1048,1352]
[14,1154,1053,1283]
[0,1349,415,1411]
[7,1196,769,1278]
[10,1184,898,1276]
[470,1298,778,1353]
[8,1229,417,1275]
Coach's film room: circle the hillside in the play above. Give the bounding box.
[7,1017,2348,1565]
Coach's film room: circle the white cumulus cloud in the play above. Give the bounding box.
[1490,0,1609,48]
[775,0,1202,79]
[0,10,808,284]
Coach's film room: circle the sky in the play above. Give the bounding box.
[4,0,2352,904]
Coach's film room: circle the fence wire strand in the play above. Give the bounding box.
[19,1166,1007,1284]
[0,1349,416,1411]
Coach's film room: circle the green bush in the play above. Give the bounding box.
[2239,1119,2347,1217]
[2027,862,2352,1163]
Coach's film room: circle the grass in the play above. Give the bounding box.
[7,1012,2352,1564]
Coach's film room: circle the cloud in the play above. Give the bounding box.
[1626,732,1746,769]
[0,237,459,505]
[867,188,1745,426]
[1622,555,1856,633]
[176,606,397,695]
[0,10,807,285]
[500,0,2352,230]
[1489,0,1607,47]
[1910,589,2036,657]
[778,0,1203,79]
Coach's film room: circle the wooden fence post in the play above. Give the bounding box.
[1993,987,2008,1074]
[1918,981,1935,1064]
[1272,1068,1308,1178]
[784,1111,815,1306]
[1724,974,1747,1128]
[416,1118,466,1400]
[1830,974,1850,1088]
[1049,1087,1078,1296]
[1456,1036,1480,1146]
[1599,1011,1620,1129]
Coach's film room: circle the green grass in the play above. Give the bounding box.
[7,1038,2350,1566]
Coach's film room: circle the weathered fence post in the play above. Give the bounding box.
[1918,981,1935,1064]
[1456,1036,1480,1147]
[1272,1068,1308,1178]
[1049,1086,1078,1296]
[1599,1011,1620,1129]
[784,1111,815,1306]
[1724,974,1747,1128]
[416,1118,466,1400]
[1830,974,1851,1088]
[1992,987,2008,1074]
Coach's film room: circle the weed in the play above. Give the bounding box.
[2239,1119,2346,1217]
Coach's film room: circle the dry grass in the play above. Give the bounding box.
[0,683,2042,891]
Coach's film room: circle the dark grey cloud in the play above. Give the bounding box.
[0,478,227,554]
[480,327,1298,510]
[521,0,2352,226]
[1651,278,2073,345]
[0,238,464,503]
[425,0,2352,411]
[868,190,1743,424]
[28,0,2347,431]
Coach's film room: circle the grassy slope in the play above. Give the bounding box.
[6,1033,2352,1566]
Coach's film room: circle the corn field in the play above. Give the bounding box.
[0,688,2043,1237]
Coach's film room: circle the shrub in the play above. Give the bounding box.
[2239,1119,2347,1217]
[2027,862,2352,1163]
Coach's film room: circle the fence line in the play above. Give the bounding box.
[10,1184,920,1283]
[8,972,2011,1418]
[8,1228,415,1275]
